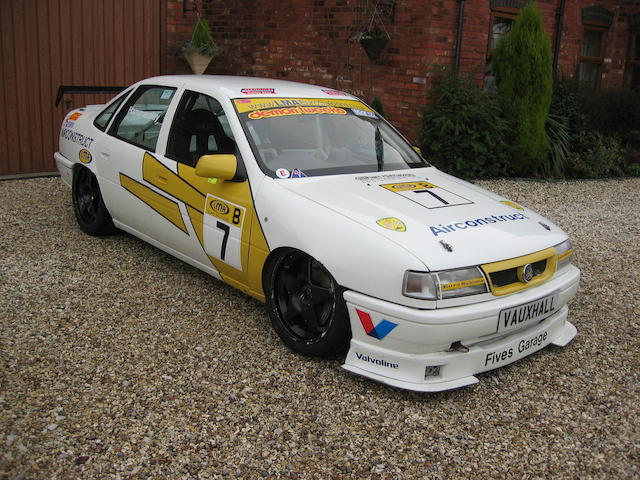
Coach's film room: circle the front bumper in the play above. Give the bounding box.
[342,265,580,392]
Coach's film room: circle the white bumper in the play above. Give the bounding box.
[342,265,580,392]
[55,152,74,187]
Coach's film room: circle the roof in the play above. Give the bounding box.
[141,75,356,100]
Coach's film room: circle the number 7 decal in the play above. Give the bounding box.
[216,221,230,260]
[203,194,246,270]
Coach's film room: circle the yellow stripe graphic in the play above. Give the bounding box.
[120,173,188,234]
[143,152,206,212]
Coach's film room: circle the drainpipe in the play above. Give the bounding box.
[454,0,466,71]
[553,0,566,77]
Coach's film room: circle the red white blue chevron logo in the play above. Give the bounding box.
[356,309,397,340]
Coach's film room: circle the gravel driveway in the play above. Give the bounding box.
[1,177,638,479]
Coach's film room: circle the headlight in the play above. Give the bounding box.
[403,266,488,300]
[555,239,573,269]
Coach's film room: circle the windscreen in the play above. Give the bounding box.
[233,98,429,178]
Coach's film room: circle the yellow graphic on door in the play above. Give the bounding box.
[120,152,270,301]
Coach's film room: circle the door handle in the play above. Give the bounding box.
[156,175,168,185]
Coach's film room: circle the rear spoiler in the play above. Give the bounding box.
[55,85,126,107]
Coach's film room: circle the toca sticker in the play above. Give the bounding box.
[241,88,276,95]
[248,106,346,120]
[376,217,406,232]
[380,181,473,209]
[290,169,307,178]
[79,149,92,164]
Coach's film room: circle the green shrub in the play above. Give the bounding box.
[544,113,570,177]
[492,3,553,176]
[578,88,640,137]
[565,132,626,178]
[419,70,512,179]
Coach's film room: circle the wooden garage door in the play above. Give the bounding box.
[0,0,163,176]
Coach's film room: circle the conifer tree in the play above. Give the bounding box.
[492,2,553,176]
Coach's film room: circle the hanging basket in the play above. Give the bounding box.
[360,37,390,63]
[183,50,214,75]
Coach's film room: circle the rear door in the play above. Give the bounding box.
[97,84,179,240]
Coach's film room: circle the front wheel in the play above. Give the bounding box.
[72,167,117,236]
[265,250,351,357]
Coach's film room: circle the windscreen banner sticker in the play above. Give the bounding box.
[380,181,472,209]
[247,106,347,120]
[203,194,246,270]
[233,97,374,114]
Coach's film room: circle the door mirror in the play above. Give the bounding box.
[195,154,238,180]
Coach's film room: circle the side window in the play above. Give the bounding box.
[109,85,176,151]
[166,90,236,166]
[93,89,131,131]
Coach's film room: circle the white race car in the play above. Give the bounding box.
[55,75,579,392]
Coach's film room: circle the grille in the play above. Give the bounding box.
[481,247,557,296]
[489,259,547,287]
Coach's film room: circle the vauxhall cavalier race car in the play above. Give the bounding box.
[55,75,580,392]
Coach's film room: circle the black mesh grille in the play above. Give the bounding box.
[489,259,548,287]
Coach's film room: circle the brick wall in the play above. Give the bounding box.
[165,0,639,143]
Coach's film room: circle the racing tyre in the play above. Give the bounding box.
[265,250,351,357]
[72,167,117,236]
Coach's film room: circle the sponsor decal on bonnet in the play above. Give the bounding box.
[428,213,528,237]
[376,217,406,232]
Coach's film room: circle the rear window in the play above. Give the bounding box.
[93,89,131,131]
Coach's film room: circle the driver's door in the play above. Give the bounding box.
[141,89,269,298]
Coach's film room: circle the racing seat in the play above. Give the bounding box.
[168,108,236,167]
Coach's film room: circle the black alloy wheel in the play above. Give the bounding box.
[72,167,116,236]
[265,250,350,357]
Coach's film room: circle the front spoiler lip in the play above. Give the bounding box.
[342,309,577,392]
